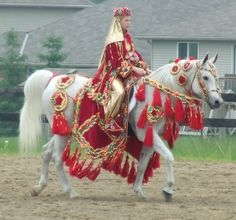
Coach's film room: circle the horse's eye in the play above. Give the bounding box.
[203,76,208,81]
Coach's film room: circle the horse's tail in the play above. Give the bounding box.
[19,70,55,154]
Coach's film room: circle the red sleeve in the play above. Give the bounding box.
[105,42,123,70]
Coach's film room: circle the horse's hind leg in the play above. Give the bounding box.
[133,147,154,199]
[31,137,54,196]
[53,135,78,199]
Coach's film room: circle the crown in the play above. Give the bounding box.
[113,7,131,17]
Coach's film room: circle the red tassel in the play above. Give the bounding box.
[87,165,101,181]
[165,96,174,117]
[121,155,130,178]
[137,104,148,128]
[77,161,94,179]
[197,107,204,129]
[61,141,71,162]
[65,148,78,167]
[52,112,71,135]
[189,107,197,129]
[152,152,160,169]
[69,160,79,176]
[127,161,136,184]
[135,83,146,101]
[173,121,179,142]
[184,105,191,125]
[175,98,185,122]
[162,120,173,143]
[152,88,162,107]
[101,156,111,170]
[144,123,153,147]
[112,151,123,175]
[74,159,86,174]
[106,156,114,172]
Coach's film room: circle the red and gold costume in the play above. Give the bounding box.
[54,8,160,184]
[73,8,148,151]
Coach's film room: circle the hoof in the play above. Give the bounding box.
[69,190,79,199]
[134,189,146,200]
[162,190,172,202]
[31,185,41,197]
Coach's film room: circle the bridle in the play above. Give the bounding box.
[186,61,221,100]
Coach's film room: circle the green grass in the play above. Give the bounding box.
[0,137,44,156]
[173,135,236,162]
[0,136,236,163]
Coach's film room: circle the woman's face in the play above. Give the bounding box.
[120,16,131,31]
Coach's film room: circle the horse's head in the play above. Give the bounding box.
[191,54,223,109]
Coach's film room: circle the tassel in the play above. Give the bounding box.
[175,98,185,122]
[121,155,130,178]
[52,113,59,134]
[152,153,160,169]
[137,104,148,128]
[165,96,174,117]
[61,141,71,162]
[68,151,81,176]
[162,120,173,143]
[189,107,197,129]
[112,151,123,175]
[106,156,114,172]
[52,112,71,136]
[152,88,162,107]
[65,148,78,167]
[87,165,101,181]
[127,161,136,184]
[184,105,191,125]
[135,83,146,101]
[74,159,86,174]
[197,107,204,129]
[144,123,153,147]
[173,121,179,142]
[69,160,79,176]
[77,161,94,179]
[101,156,111,170]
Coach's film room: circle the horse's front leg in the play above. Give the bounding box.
[133,147,154,199]
[31,137,54,196]
[53,135,78,199]
[153,134,174,201]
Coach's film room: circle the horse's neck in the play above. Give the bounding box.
[150,64,179,90]
[150,61,196,94]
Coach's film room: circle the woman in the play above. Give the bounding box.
[73,7,150,150]
[93,7,151,120]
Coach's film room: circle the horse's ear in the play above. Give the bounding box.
[209,54,218,64]
[200,53,209,66]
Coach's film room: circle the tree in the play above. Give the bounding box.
[0,29,27,86]
[38,35,67,67]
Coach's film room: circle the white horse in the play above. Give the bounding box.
[19,54,223,200]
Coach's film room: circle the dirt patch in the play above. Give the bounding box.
[0,156,236,220]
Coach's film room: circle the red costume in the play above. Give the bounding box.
[58,7,159,184]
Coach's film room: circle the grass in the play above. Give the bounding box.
[0,137,44,156]
[173,135,236,162]
[0,135,236,162]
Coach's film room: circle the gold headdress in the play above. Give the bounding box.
[98,7,132,67]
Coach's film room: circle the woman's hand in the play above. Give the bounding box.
[132,66,146,76]
[146,68,152,75]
